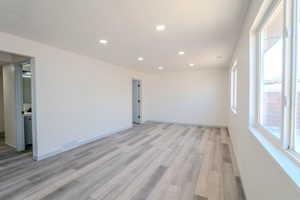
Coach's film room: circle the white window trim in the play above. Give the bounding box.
[290,0,300,159]
[250,0,300,188]
[230,61,238,114]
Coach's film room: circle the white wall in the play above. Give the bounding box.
[3,64,17,147]
[228,0,300,199]
[0,31,228,159]
[0,32,148,159]
[144,69,228,126]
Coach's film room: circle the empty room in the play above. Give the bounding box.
[0,0,299,200]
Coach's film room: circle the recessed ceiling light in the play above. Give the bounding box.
[158,66,164,70]
[137,57,144,61]
[99,39,108,44]
[233,60,238,66]
[189,63,195,67]
[178,51,185,55]
[156,25,166,31]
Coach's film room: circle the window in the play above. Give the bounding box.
[253,0,300,163]
[258,1,284,139]
[230,61,238,113]
[293,0,300,154]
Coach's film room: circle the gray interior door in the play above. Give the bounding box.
[15,63,25,151]
[132,80,141,124]
[3,63,25,151]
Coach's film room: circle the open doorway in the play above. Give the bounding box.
[0,51,35,159]
[132,79,142,124]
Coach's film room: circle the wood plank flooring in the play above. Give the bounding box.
[0,122,246,200]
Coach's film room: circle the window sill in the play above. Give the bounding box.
[249,126,300,189]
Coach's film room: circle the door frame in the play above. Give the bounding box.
[30,58,38,160]
[0,49,38,160]
[132,79,142,124]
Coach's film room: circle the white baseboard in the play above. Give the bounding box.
[33,121,226,161]
[146,120,227,128]
[34,125,133,161]
[5,142,16,149]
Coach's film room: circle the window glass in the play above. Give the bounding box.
[259,2,284,139]
[233,68,237,111]
[231,64,237,113]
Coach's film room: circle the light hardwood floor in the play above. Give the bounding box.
[0,123,245,200]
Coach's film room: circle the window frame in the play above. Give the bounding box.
[252,0,300,166]
[256,0,285,147]
[230,61,238,114]
[290,0,300,157]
